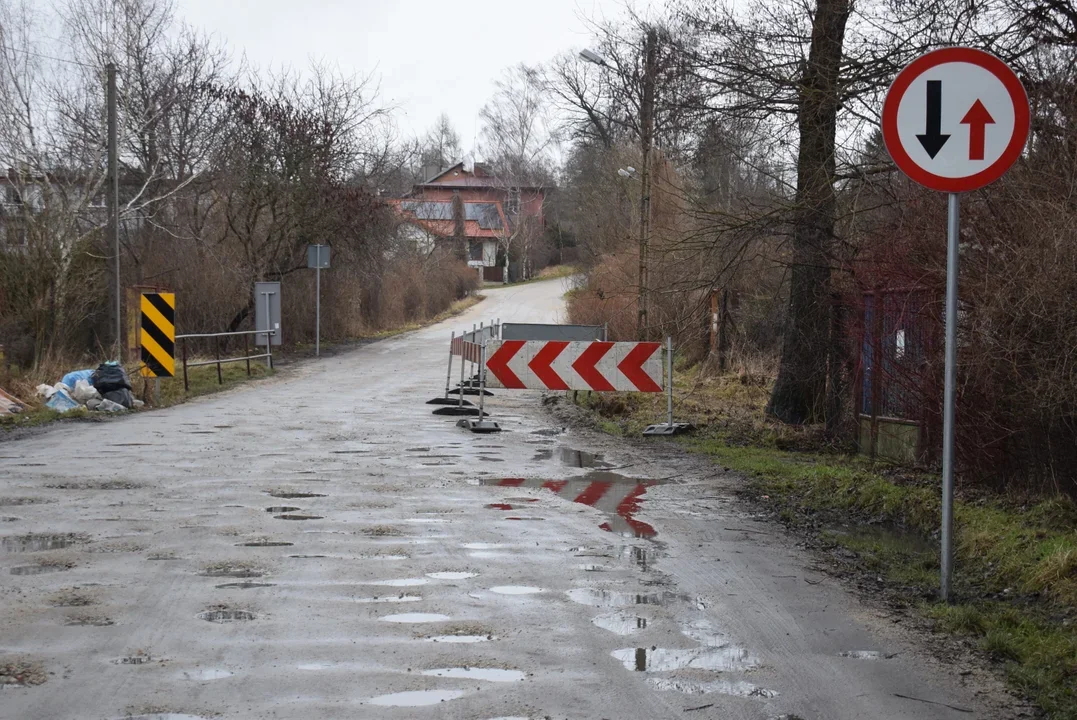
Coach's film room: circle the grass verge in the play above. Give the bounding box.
[571,363,1077,719]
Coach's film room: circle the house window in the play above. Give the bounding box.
[469,240,483,262]
[506,188,520,215]
[4,185,21,205]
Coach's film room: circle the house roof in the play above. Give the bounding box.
[418,162,545,191]
[388,198,509,239]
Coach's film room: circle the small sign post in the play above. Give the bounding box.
[307,245,330,356]
[882,47,1029,601]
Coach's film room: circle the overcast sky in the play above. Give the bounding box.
[173,0,636,156]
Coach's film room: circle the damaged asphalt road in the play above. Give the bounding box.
[0,278,1015,719]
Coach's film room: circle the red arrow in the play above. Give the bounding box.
[528,341,569,390]
[486,340,526,389]
[571,341,615,391]
[960,100,995,161]
[617,342,662,392]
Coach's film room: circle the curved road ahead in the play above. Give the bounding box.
[0,278,1007,719]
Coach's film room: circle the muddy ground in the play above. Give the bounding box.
[0,279,1022,719]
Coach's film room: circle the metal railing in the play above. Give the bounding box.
[176,329,275,391]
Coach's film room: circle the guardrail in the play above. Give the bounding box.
[176,329,275,391]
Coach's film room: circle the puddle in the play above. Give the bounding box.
[462,542,505,550]
[422,667,525,682]
[2,533,87,552]
[379,613,450,623]
[531,428,564,436]
[490,586,542,595]
[505,516,544,521]
[288,554,328,559]
[366,578,428,587]
[265,506,300,513]
[406,447,431,452]
[182,668,233,681]
[487,503,514,510]
[238,541,293,547]
[200,566,263,578]
[840,650,885,660]
[626,546,652,571]
[404,518,447,523]
[650,677,777,698]
[274,514,323,520]
[115,715,211,720]
[612,646,758,673]
[353,595,422,604]
[368,690,466,707]
[532,449,554,461]
[11,563,72,575]
[468,551,503,559]
[559,448,611,468]
[215,582,275,589]
[482,471,663,538]
[566,588,684,607]
[0,497,52,506]
[426,572,477,580]
[593,612,648,635]
[197,609,255,623]
[268,492,326,499]
[425,635,492,643]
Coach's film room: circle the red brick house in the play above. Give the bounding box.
[390,162,547,282]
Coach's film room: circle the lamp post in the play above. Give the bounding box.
[580,27,657,341]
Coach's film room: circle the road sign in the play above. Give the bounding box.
[484,340,663,392]
[139,292,175,378]
[306,244,330,269]
[882,47,1029,192]
[254,281,281,346]
[501,323,606,342]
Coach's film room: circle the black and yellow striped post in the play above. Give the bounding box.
[139,292,175,378]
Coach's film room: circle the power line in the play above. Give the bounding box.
[2,44,96,69]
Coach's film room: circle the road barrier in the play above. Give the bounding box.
[139,292,176,378]
[429,319,499,417]
[177,329,273,392]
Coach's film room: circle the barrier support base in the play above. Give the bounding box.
[642,422,694,437]
[449,387,494,397]
[433,406,487,417]
[456,418,502,434]
[427,397,474,406]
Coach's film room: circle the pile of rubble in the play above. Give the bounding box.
[37,363,144,414]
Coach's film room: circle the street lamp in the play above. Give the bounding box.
[617,167,636,179]
[580,31,658,341]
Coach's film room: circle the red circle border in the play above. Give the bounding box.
[882,47,1029,193]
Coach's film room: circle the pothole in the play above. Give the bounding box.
[612,646,758,673]
[379,613,450,623]
[362,525,403,537]
[65,615,114,626]
[199,563,263,578]
[0,658,48,686]
[839,650,888,660]
[181,668,233,681]
[215,582,275,590]
[50,590,94,607]
[558,447,612,468]
[426,572,477,580]
[367,690,465,707]
[267,492,326,499]
[112,653,154,665]
[237,540,293,547]
[197,609,255,623]
[44,480,140,490]
[353,594,422,604]
[366,578,428,587]
[2,533,89,552]
[115,715,212,720]
[593,612,648,635]
[0,497,53,506]
[265,506,300,513]
[649,677,777,698]
[11,561,74,575]
[274,514,323,521]
[489,586,542,595]
[422,667,524,682]
[566,588,686,607]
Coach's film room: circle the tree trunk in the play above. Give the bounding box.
[766,0,850,425]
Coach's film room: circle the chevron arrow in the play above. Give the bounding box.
[617,342,662,392]
[486,340,526,389]
[571,341,615,391]
[528,341,569,390]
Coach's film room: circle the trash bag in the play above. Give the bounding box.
[85,398,102,411]
[91,362,131,394]
[61,369,94,390]
[103,388,134,409]
[45,389,79,413]
[36,384,56,399]
[72,379,101,404]
[98,399,126,412]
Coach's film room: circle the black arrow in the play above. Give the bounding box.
[916,80,950,159]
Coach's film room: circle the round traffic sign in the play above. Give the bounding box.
[882,47,1029,192]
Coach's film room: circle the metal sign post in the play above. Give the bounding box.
[882,47,1029,602]
[307,245,330,357]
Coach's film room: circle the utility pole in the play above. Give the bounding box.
[637,28,657,341]
[106,62,121,360]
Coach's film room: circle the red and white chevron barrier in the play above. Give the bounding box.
[484,340,663,392]
[488,477,656,537]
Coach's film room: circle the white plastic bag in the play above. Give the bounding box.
[72,378,100,404]
[98,399,126,412]
[36,384,56,399]
[45,389,79,413]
